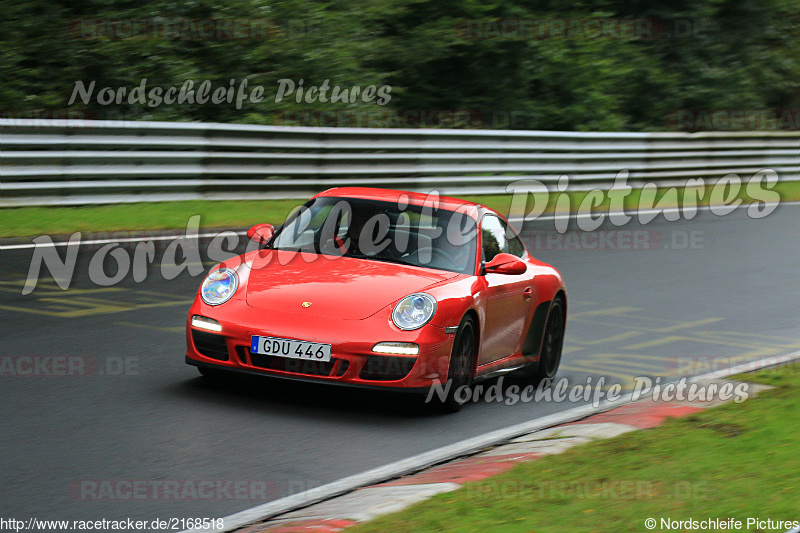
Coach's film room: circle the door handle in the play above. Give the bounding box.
[523,287,533,301]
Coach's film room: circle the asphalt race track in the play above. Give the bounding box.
[2,205,799,527]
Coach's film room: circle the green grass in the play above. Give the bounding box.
[1,181,799,238]
[0,199,303,238]
[351,365,800,533]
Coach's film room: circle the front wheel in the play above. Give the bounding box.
[437,315,477,413]
[534,298,565,382]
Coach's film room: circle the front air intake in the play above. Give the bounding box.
[191,330,229,361]
[359,356,416,381]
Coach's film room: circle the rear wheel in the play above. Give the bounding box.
[534,298,565,382]
[437,315,477,413]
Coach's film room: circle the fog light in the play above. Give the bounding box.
[372,342,419,356]
[191,315,222,332]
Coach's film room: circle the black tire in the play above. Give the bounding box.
[534,298,565,382]
[437,315,477,413]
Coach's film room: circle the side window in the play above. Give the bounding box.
[506,226,525,258]
[481,214,526,262]
[481,215,507,262]
[336,208,350,239]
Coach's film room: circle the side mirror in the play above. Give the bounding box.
[246,223,274,245]
[484,253,527,275]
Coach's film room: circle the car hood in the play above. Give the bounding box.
[244,250,461,319]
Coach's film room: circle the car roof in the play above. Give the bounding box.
[314,187,483,213]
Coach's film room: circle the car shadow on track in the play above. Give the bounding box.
[165,368,594,418]
[169,372,446,418]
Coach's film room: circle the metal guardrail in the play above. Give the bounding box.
[1,119,798,206]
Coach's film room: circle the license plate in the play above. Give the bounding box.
[250,335,332,362]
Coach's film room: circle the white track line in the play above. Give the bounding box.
[0,231,245,251]
[185,350,800,533]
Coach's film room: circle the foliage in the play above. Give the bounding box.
[1,0,798,130]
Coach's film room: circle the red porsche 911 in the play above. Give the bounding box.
[186,187,566,411]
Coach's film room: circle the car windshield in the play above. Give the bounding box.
[269,196,478,275]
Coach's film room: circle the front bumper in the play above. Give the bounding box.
[184,298,456,391]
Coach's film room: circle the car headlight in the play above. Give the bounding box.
[392,293,436,331]
[200,268,239,306]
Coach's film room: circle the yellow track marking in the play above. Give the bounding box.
[115,321,185,334]
[653,317,724,332]
[579,330,644,345]
[568,306,641,318]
